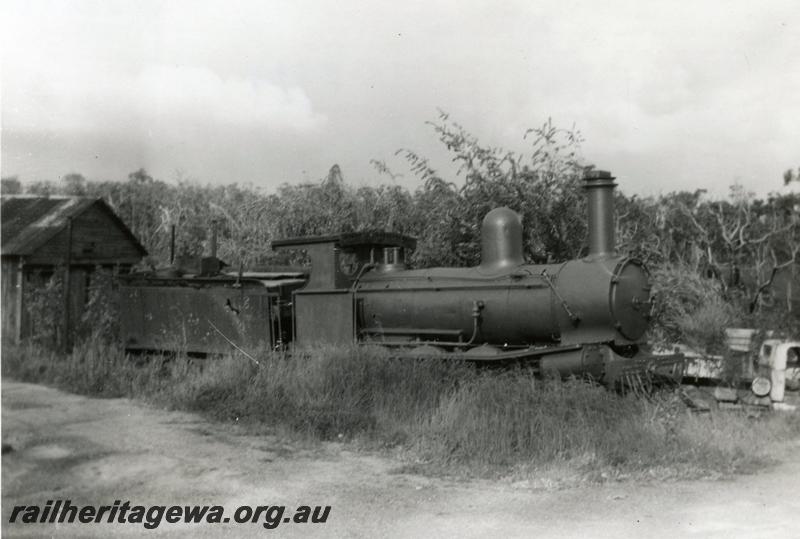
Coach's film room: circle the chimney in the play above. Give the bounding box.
[583,169,617,258]
[210,221,218,258]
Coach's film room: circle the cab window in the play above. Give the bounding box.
[787,347,800,368]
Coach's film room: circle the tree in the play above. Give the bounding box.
[128,168,154,184]
[62,173,87,195]
[382,111,587,266]
[783,167,800,186]
[1,176,22,195]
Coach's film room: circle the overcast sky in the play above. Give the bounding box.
[2,0,798,198]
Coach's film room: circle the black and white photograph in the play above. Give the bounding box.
[1,1,799,537]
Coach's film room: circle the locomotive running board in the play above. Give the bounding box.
[383,343,685,387]
[383,343,584,363]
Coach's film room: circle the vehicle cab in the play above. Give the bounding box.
[757,339,800,402]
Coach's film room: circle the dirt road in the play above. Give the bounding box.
[2,381,799,538]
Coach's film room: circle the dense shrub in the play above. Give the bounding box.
[16,113,799,353]
[24,267,121,346]
[649,264,740,352]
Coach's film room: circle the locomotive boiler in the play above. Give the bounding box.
[273,170,681,385]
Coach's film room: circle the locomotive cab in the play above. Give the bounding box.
[272,232,416,345]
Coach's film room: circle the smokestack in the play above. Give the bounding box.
[583,169,617,258]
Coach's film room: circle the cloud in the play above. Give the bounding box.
[634,64,695,117]
[2,0,797,196]
[135,65,326,131]
[3,62,327,135]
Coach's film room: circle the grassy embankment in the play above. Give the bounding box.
[3,340,799,483]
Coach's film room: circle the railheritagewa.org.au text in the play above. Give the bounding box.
[9,500,331,530]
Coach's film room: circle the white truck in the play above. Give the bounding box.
[756,338,800,404]
[678,330,799,410]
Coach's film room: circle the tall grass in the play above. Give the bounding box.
[3,341,799,481]
[166,345,475,442]
[417,370,797,478]
[3,339,174,398]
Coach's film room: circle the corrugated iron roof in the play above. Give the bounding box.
[1,195,147,257]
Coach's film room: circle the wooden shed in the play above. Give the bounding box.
[1,196,147,345]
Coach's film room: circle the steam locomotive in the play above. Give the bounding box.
[119,170,683,385]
